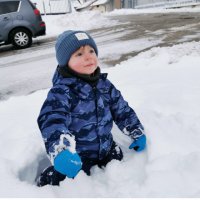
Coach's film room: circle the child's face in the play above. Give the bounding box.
[68,45,98,75]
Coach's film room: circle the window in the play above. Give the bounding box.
[128,0,133,8]
[0,1,20,15]
[28,0,36,9]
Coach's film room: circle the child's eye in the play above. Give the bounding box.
[76,52,82,57]
[89,49,95,53]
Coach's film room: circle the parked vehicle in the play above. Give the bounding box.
[0,0,46,49]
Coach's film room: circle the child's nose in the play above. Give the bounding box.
[84,52,92,60]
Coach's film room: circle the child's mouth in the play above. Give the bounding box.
[85,64,94,67]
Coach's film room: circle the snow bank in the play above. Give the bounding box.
[42,11,119,37]
[1,41,200,197]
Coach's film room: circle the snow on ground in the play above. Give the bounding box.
[42,11,119,37]
[1,8,200,197]
[1,11,116,65]
[1,40,200,197]
[39,7,200,37]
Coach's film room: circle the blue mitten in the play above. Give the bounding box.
[129,134,146,152]
[54,149,82,178]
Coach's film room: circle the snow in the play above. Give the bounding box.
[39,7,200,37]
[75,0,97,10]
[92,0,109,6]
[42,11,119,37]
[1,9,200,197]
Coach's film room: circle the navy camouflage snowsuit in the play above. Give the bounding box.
[37,67,144,174]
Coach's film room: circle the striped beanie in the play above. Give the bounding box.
[55,30,98,67]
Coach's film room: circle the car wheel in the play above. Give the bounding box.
[10,28,32,49]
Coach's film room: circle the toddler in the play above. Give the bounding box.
[37,30,146,186]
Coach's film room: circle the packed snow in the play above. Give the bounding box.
[1,8,200,198]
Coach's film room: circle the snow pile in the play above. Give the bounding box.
[42,11,119,37]
[1,41,200,197]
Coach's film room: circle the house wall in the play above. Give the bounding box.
[113,0,121,8]
[75,0,200,12]
[122,0,167,8]
[133,0,200,8]
[91,5,106,11]
[122,0,135,8]
[32,0,71,14]
[91,2,113,12]
[136,0,164,6]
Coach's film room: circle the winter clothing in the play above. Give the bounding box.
[55,30,98,67]
[37,30,146,184]
[37,66,145,179]
[37,166,66,187]
[129,134,146,152]
[58,64,100,87]
[37,141,123,186]
[54,149,82,178]
[81,141,123,176]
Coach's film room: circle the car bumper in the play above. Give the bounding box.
[34,21,46,37]
[34,28,46,37]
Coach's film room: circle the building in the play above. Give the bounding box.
[90,0,121,12]
[121,0,135,8]
[32,0,72,14]
[127,0,200,9]
[32,0,200,14]
[74,0,121,12]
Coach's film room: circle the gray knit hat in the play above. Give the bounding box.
[55,30,98,67]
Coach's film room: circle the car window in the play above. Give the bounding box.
[0,1,20,15]
[28,0,36,9]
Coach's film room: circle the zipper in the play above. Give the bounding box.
[93,86,98,124]
[93,86,102,159]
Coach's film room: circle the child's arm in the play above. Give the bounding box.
[109,82,146,150]
[37,86,82,177]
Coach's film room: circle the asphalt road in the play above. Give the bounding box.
[1,12,200,100]
[91,12,200,65]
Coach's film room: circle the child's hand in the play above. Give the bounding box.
[129,134,146,152]
[54,149,82,178]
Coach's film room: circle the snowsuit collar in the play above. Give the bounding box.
[52,66,108,99]
[58,66,101,87]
